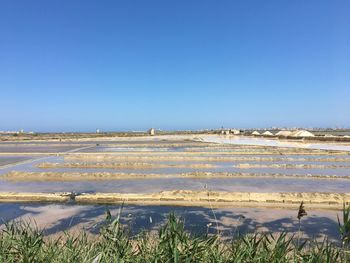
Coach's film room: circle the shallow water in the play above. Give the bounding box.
[3,155,350,177]
[1,137,350,194]
[1,177,349,193]
[0,137,348,240]
[0,156,32,166]
[0,203,340,240]
[0,145,85,153]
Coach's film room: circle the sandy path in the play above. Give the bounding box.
[0,190,349,209]
[5,170,350,182]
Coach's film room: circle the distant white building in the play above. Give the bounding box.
[230,129,240,135]
[220,130,229,135]
[148,128,155,136]
[252,131,260,135]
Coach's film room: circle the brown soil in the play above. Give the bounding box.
[65,151,346,156]
[37,162,216,170]
[0,190,349,209]
[234,163,350,169]
[4,171,350,182]
[64,155,350,163]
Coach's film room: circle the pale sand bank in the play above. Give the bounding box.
[4,171,350,182]
[64,155,350,163]
[37,162,216,169]
[0,190,349,209]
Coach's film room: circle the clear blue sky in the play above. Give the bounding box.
[0,1,349,132]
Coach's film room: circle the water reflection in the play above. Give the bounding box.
[1,177,350,193]
[0,203,340,241]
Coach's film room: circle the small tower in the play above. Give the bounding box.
[148,128,155,136]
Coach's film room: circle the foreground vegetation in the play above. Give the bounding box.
[0,207,350,262]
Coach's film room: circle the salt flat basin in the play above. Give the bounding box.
[2,155,350,177]
[0,145,86,153]
[1,136,350,195]
[0,156,33,167]
[0,203,340,241]
[199,135,350,152]
[1,177,350,193]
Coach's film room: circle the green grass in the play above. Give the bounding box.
[0,211,350,262]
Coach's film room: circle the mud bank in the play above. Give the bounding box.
[89,142,217,147]
[0,192,71,202]
[234,163,350,169]
[65,150,348,156]
[0,153,57,156]
[182,146,333,152]
[64,155,350,163]
[37,162,216,169]
[4,171,350,182]
[0,190,349,209]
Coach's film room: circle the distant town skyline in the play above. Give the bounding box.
[0,1,349,132]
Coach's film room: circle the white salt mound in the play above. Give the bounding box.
[290,130,315,137]
[262,131,274,136]
[275,130,292,137]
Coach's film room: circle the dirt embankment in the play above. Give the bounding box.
[4,171,350,182]
[0,190,349,209]
[94,142,216,148]
[234,163,350,169]
[37,162,216,169]
[182,146,334,153]
[65,150,347,156]
[64,155,350,163]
